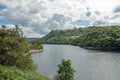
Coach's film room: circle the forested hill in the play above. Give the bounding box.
[72,26,120,51]
[40,28,88,44]
[40,26,120,51]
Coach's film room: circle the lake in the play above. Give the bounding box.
[32,44,120,80]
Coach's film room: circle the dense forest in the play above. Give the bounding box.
[0,25,50,80]
[72,26,120,51]
[41,26,120,51]
[40,28,88,44]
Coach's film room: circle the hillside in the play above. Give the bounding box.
[0,65,51,80]
[40,26,120,51]
[72,26,120,51]
[40,28,88,44]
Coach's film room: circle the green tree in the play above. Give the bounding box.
[54,59,75,80]
[40,27,87,44]
[30,40,43,50]
[72,26,120,51]
[0,25,36,71]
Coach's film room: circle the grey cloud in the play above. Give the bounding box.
[86,11,91,17]
[3,10,31,26]
[1,0,120,38]
[32,13,73,34]
[1,0,73,35]
[28,1,47,14]
[49,0,56,1]
[114,6,120,13]
[95,11,101,15]
[111,15,120,19]
[92,20,109,26]
[29,8,39,14]
[104,16,109,19]
[48,14,72,29]
[1,3,32,26]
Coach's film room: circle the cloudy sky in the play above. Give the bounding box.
[0,0,120,38]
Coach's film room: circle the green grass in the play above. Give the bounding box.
[0,65,51,80]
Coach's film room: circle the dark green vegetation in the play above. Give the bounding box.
[26,38,43,50]
[29,40,43,50]
[40,28,87,44]
[41,26,120,51]
[0,25,50,80]
[72,26,120,51]
[0,26,36,71]
[0,65,50,80]
[54,59,75,80]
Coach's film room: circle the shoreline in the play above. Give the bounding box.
[29,49,43,53]
[43,44,120,52]
[24,49,43,56]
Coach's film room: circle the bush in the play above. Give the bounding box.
[0,65,51,80]
[0,26,36,71]
[54,59,75,80]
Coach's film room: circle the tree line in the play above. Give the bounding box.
[40,25,120,51]
[40,27,88,44]
[72,26,120,51]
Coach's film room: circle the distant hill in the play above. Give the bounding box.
[40,25,120,51]
[40,27,88,44]
[72,26,120,51]
[25,38,40,42]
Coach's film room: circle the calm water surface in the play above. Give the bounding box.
[31,44,120,80]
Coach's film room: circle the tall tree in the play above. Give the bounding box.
[0,27,36,71]
[54,59,75,80]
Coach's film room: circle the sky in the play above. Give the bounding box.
[0,0,120,38]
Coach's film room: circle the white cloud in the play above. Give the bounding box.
[22,27,44,38]
[0,0,120,37]
[0,24,43,38]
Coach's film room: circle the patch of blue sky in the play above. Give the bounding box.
[0,18,17,25]
[0,4,7,10]
[72,20,90,26]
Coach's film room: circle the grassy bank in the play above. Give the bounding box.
[0,65,51,80]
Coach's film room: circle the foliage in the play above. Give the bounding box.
[72,26,120,51]
[0,25,36,71]
[41,25,120,51]
[29,40,43,50]
[40,28,87,44]
[54,59,75,80]
[0,65,51,80]
[0,51,37,71]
